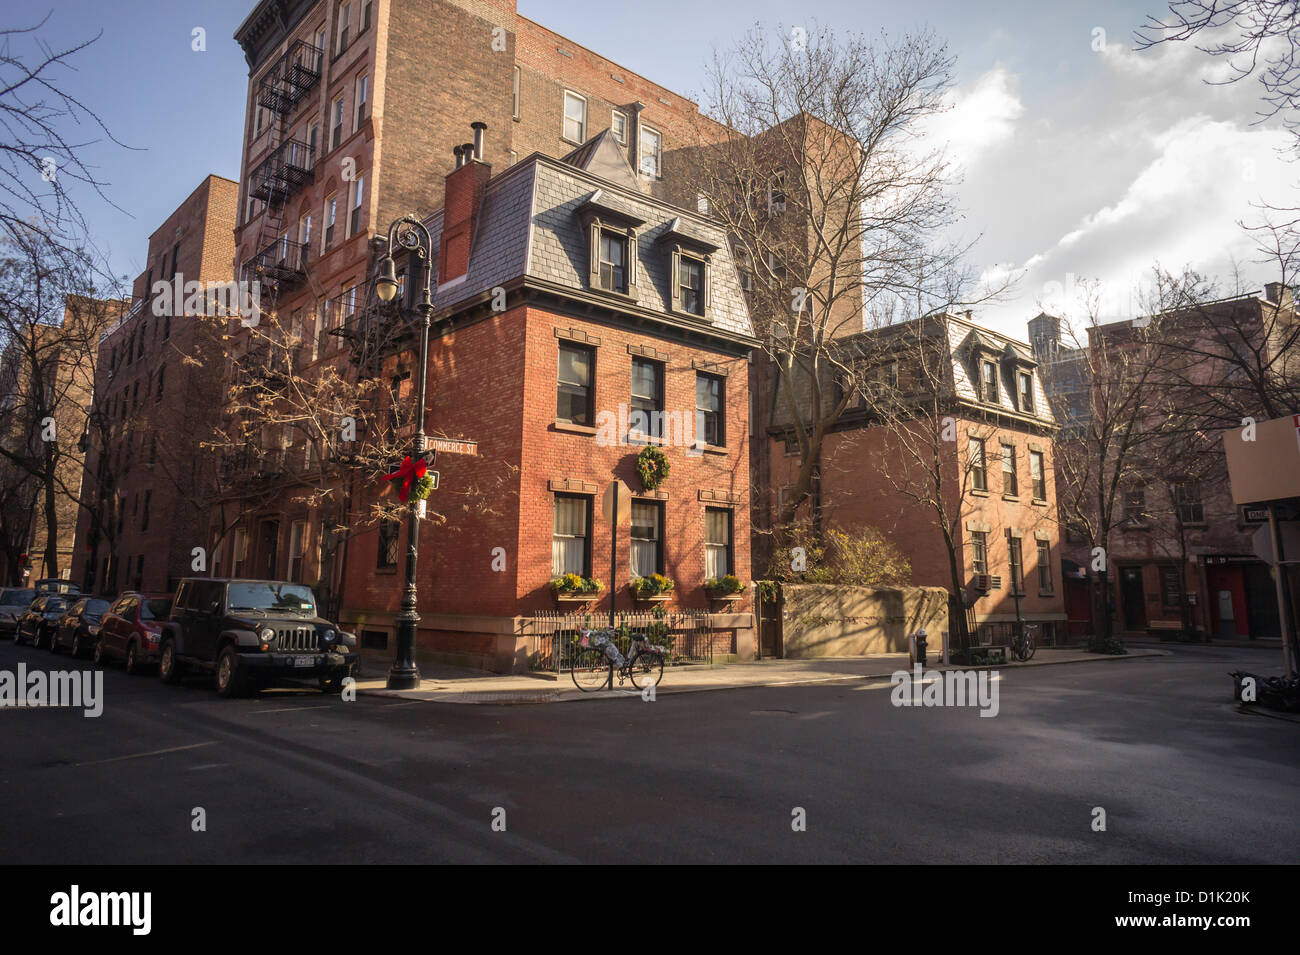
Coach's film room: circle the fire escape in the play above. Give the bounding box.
[242,39,322,301]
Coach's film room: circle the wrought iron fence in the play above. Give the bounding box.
[525,609,716,672]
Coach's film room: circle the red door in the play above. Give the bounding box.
[1205,565,1249,638]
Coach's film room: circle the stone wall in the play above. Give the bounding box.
[778,584,949,657]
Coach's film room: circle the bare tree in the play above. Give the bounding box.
[689,23,988,532]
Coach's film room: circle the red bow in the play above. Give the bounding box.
[384,455,427,502]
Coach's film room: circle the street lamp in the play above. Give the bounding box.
[377,214,434,690]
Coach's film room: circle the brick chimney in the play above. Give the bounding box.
[440,124,492,284]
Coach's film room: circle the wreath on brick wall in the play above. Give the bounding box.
[635,445,671,491]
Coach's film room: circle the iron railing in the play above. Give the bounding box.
[248,138,315,203]
[524,609,717,673]
[256,40,322,115]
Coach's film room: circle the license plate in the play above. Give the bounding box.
[291,655,317,667]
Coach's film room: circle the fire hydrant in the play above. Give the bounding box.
[912,628,928,667]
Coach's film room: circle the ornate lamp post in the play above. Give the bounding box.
[375,215,434,690]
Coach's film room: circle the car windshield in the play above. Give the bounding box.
[140,598,172,620]
[46,598,68,612]
[225,582,316,615]
[84,599,111,615]
[1,589,35,606]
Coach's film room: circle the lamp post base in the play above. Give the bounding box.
[386,664,421,690]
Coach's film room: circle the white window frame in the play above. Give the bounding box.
[640,124,662,178]
[349,173,365,237]
[323,193,337,251]
[355,73,368,130]
[612,109,628,145]
[336,1,351,54]
[562,90,587,144]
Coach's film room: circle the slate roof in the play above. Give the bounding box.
[419,151,754,343]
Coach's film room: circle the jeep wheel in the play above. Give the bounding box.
[124,641,142,675]
[319,667,353,694]
[215,647,248,698]
[159,639,183,685]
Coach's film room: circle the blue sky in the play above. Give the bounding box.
[17,0,1288,337]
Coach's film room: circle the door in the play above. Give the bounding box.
[1216,590,1237,638]
[1120,566,1146,631]
[758,587,783,658]
[260,520,280,580]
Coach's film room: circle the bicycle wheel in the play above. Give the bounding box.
[571,645,612,692]
[1023,635,1036,661]
[628,650,664,690]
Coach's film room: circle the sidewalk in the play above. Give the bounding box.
[354,647,1167,704]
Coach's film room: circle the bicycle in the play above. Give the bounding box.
[570,627,665,693]
[1012,623,1038,662]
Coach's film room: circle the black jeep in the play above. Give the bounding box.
[158,578,358,698]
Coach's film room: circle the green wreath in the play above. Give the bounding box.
[636,445,671,491]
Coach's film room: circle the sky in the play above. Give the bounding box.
[13,0,1293,341]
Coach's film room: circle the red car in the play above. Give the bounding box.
[94,592,174,674]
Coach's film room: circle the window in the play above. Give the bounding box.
[319,298,333,354]
[768,170,787,215]
[512,66,520,120]
[1008,536,1024,595]
[299,212,312,247]
[696,373,723,447]
[556,343,593,426]
[361,0,372,31]
[1030,450,1046,501]
[324,194,337,250]
[355,74,368,129]
[389,370,410,429]
[1174,480,1204,524]
[156,365,165,400]
[697,194,711,215]
[349,173,365,236]
[255,107,264,138]
[735,248,754,291]
[971,531,988,575]
[704,508,734,579]
[640,125,662,177]
[232,528,248,577]
[331,96,345,150]
[141,490,151,532]
[289,520,307,582]
[597,230,627,292]
[1001,444,1018,497]
[1019,372,1034,412]
[563,90,586,143]
[1124,487,1147,525]
[552,495,590,576]
[343,284,358,319]
[315,25,327,58]
[171,243,180,277]
[377,519,399,569]
[1037,540,1053,593]
[678,255,704,315]
[969,437,987,491]
[1161,565,1183,608]
[336,1,350,54]
[630,501,663,578]
[982,361,999,402]
[308,120,319,160]
[629,358,662,440]
[612,110,627,145]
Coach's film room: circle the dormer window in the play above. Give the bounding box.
[1019,372,1034,412]
[678,255,705,315]
[982,360,999,402]
[598,230,628,293]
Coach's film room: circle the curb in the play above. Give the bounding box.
[356,648,1167,705]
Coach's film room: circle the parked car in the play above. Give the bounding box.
[0,588,37,639]
[14,593,72,648]
[32,578,80,596]
[52,596,112,657]
[94,592,174,674]
[158,578,358,697]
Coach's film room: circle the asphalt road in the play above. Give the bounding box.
[0,638,1295,864]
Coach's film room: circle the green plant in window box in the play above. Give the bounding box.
[704,574,745,596]
[552,574,605,597]
[631,573,674,599]
[635,444,671,491]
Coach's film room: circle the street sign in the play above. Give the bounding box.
[601,479,631,525]
[427,470,439,491]
[427,437,477,456]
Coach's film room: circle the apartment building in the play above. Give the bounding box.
[765,312,1068,646]
[71,175,237,595]
[1046,289,1295,640]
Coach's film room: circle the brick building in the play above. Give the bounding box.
[71,175,237,595]
[765,312,1068,647]
[1043,290,1294,641]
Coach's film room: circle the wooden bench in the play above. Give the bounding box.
[1146,620,1183,640]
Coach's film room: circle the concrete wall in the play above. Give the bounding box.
[779,583,949,657]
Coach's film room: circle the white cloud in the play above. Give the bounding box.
[922,64,1024,170]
